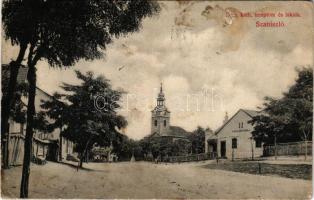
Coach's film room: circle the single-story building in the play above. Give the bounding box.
[205,109,263,159]
[2,64,74,167]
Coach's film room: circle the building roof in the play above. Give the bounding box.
[166,126,191,138]
[2,64,29,84]
[149,126,191,139]
[2,64,28,93]
[214,109,262,134]
[241,109,260,118]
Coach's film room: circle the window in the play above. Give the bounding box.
[154,120,157,127]
[164,120,166,127]
[255,140,262,148]
[232,138,237,149]
[239,122,244,129]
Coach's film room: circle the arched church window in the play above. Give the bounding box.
[164,120,166,127]
[154,120,157,126]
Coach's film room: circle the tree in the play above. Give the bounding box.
[139,136,191,160]
[2,0,32,143]
[2,1,159,197]
[250,67,313,160]
[250,109,288,160]
[114,135,143,161]
[188,126,206,154]
[281,67,313,160]
[41,70,127,168]
[39,93,66,161]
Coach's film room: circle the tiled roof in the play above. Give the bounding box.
[165,126,191,138]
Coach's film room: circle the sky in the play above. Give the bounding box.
[2,1,313,140]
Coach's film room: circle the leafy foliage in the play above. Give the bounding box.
[250,67,313,144]
[188,126,207,154]
[2,0,159,197]
[139,136,191,159]
[2,0,160,67]
[113,135,143,161]
[41,71,127,164]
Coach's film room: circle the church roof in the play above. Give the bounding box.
[148,126,191,139]
[164,126,191,138]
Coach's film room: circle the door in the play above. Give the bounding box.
[220,141,226,158]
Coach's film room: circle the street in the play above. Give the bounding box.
[1,161,311,199]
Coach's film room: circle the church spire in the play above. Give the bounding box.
[157,82,165,106]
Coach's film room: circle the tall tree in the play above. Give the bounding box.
[41,71,127,168]
[281,67,313,160]
[2,0,33,144]
[39,93,66,161]
[2,1,159,197]
[188,126,207,154]
[250,67,313,159]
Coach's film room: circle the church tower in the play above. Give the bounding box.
[151,83,170,136]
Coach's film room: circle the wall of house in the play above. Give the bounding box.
[8,122,51,166]
[8,134,25,166]
[205,129,215,154]
[22,88,75,161]
[61,136,74,160]
[216,110,263,159]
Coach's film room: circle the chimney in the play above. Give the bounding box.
[223,112,229,124]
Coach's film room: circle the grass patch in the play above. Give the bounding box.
[203,161,312,180]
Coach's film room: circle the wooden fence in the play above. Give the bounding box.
[160,152,217,163]
[263,141,312,156]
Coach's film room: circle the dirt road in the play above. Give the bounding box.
[1,161,312,199]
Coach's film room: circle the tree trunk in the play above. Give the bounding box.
[20,63,36,198]
[79,152,83,168]
[2,44,28,169]
[251,138,254,161]
[302,130,308,161]
[274,134,277,160]
[59,128,62,162]
[304,139,307,161]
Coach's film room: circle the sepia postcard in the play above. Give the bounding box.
[1,0,313,199]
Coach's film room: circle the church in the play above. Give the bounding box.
[149,83,190,142]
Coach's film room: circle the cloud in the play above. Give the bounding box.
[2,1,313,139]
